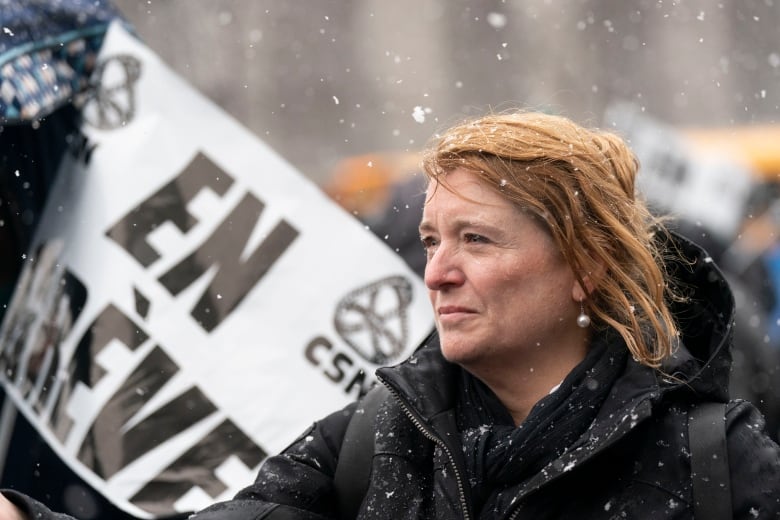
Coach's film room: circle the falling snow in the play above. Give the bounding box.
[487,12,507,28]
[412,106,432,123]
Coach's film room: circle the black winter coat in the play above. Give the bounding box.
[7,237,780,519]
[192,235,780,519]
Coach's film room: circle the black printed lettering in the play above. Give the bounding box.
[344,369,372,399]
[304,337,376,396]
[324,351,352,384]
[50,303,149,441]
[158,192,299,332]
[105,152,234,267]
[130,419,267,515]
[77,346,219,479]
[304,336,331,366]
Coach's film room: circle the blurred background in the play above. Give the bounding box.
[111,0,780,184]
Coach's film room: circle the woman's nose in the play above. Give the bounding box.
[424,243,465,290]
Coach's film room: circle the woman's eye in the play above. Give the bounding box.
[464,233,488,244]
[420,236,437,250]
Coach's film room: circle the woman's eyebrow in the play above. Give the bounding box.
[419,217,499,235]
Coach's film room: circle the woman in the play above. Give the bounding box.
[3,111,779,518]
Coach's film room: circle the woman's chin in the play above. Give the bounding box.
[439,339,484,367]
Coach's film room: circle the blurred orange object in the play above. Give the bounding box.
[324,152,422,219]
[683,125,780,181]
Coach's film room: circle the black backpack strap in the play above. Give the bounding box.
[688,402,732,519]
[334,383,389,519]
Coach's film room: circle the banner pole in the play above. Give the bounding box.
[0,394,18,478]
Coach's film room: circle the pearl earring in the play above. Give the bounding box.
[577,300,591,328]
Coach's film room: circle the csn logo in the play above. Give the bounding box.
[304,276,413,397]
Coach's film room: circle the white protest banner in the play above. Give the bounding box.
[604,102,756,241]
[0,22,433,518]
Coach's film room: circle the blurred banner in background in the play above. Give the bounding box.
[0,22,432,519]
[605,101,756,243]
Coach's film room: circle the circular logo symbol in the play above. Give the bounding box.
[82,54,141,130]
[333,276,412,365]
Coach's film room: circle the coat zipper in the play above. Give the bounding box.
[376,376,472,520]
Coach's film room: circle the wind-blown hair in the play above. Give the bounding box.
[421,111,680,368]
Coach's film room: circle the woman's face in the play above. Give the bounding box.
[419,168,582,371]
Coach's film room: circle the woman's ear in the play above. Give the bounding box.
[572,279,589,302]
[571,261,605,301]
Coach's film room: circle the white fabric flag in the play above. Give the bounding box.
[0,23,433,517]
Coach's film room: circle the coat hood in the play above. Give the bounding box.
[660,232,735,402]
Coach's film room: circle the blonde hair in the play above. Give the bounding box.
[422,110,680,368]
